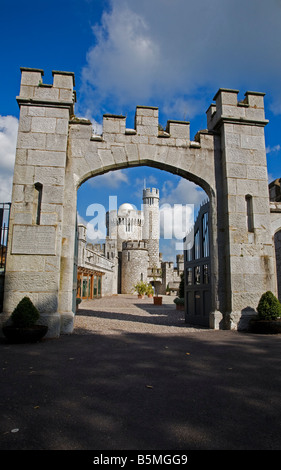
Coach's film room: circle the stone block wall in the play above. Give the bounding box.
[121,241,149,294]
[208,89,276,329]
[2,68,75,337]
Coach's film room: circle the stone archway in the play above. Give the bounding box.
[1,68,277,337]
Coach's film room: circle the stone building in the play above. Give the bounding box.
[83,187,184,297]
[269,178,281,302]
[3,67,281,336]
[76,224,115,300]
[184,185,281,328]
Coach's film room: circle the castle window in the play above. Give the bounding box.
[194,266,201,284]
[128,251,130,261]
[187,267,192,285]
[33,182,42,225]
[194,229,200,259]
[202,212,209,257]
[246,194,254,232]
[203,264,209,284]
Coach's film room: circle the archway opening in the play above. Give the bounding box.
[75,165,211,329]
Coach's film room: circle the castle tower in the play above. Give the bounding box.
[121,241,149,294]
[142,188,160,268]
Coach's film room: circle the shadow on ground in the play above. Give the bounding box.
[1,330,281,450]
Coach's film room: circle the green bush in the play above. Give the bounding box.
[179,273,185,299]
[257,291,281,320]
[11,297,40,328]
[173,297,184,305]
[133,280,148,296]
[146,283,154,296]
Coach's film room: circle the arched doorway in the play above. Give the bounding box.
[76,166,208,303]
[2,68,276,337]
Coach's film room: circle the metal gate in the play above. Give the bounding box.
[184,201,211,327]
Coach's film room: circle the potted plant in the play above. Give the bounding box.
[166,285,171,295]
[2,296,48,343]
[76,297,82,312]
[249,291,281,334]
[134,280,148,299]
[173,273,185,310]
[146,283,154,298]
[151,266,162,305]
[174,297,185,310]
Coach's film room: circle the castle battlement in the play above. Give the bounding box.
[207,88,268,131]
[98,104,191,144]
[143,187,159,199]
[17,67,75,109]
[122,240,148,250]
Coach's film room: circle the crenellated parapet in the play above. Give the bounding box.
[17,67,76,112]
[207,88,268,131]
[99,106,192,145]
[122,240,148,250]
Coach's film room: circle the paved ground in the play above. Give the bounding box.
[74,294,206,335]
[1,295,281,453]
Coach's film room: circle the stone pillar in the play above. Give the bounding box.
[2,68,75,337]
[208,89,276,329]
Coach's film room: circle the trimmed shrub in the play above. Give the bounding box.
[257,291,281,320]
[179,273,185,299]
[11,297,40,328]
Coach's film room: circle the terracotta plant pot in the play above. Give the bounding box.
[153,296,162,305]
[176,304,185,311]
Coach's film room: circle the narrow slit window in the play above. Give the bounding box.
[34,182,43,225]
[246,194,254,232]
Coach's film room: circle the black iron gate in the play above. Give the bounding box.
[184,201,211,327]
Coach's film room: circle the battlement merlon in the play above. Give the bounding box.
[143,188,160,200]
[102,108,190,141]
[17,67,76,111]
[135,106,159,137]
[207,88,269,131]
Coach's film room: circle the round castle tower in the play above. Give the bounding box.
[121,240,149,294]
[142,188,160,268]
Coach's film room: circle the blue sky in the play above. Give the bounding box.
[1,0,281,260]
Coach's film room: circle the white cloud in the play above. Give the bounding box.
[0,115,18,202]
[161,178,206,206]
[267,144,281,154]
[80,0,281,120]
[81,4,160,113]
[88,169,129,189]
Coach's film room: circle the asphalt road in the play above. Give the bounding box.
[1,327,281,455]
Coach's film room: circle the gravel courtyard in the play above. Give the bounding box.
[74,294,208,335]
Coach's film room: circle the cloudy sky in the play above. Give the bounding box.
[1,0,281,259]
